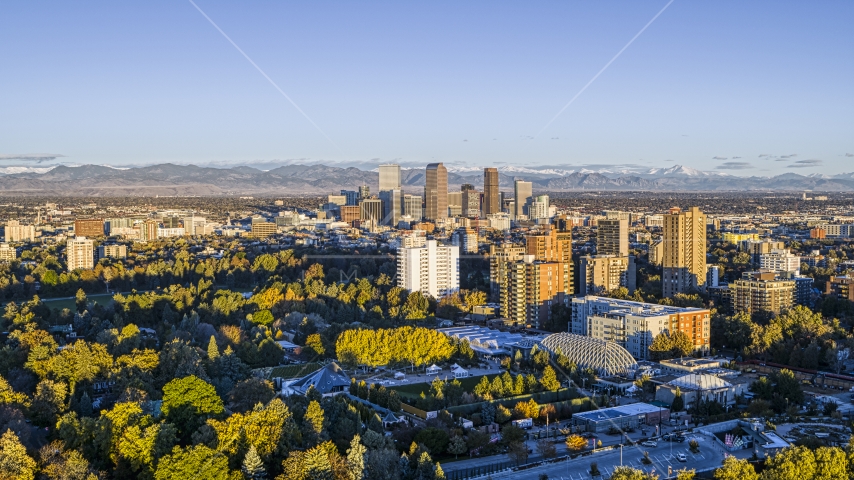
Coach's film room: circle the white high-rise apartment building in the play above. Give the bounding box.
[759,249,801,275]
[529,195,550,220]
[66,236,95,271]
[397,240,459,299]
[4,220,36,242]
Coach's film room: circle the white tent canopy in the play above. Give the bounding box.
[426,364,441,374]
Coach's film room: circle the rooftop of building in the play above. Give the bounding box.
[574,403,666,422]
[575,296,709,317]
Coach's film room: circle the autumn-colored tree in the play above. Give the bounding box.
[565,434,587,453]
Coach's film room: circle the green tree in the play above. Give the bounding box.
[207,335,219,360]
[241,445,266,479]
[676,469,696,480]
[540,365,560,392]
[346,434,367,480]
[715,455,759,480]
[814,446,848,480]
[609,466,654,480]
[305,333,325,357]
[304,443,335,480]
[251,309,274,326]
[772,369,804,405]
[649,332,673,360]
[761,446,816,480]
[413,428,450,456]
[161,375,224,442]
[75,288,88,313]
[154,445,230,480]
[305,400,325,439]
[669,331,694,357]
[0,429,37,480]
[447,436,467,459]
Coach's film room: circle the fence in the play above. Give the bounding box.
[445,461,516,480]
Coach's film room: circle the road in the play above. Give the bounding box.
[472,433,730,479]
[444,417,690,475]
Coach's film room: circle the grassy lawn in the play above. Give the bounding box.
[389,373,500,399]
[42,294,116,311]
[270,363,322,380]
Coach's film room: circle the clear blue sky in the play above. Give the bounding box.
[1,1,852,175]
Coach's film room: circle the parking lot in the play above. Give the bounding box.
[476,433,730,480]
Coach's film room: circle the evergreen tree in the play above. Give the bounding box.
[671,387,684,412]
[304,445,334,480]
[346,434,367,480]
[79,391,93,417]
[207,335,220,360]
[241,445,266,479]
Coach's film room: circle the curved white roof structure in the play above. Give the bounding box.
[669,373,732,391]
[539,333,638,377]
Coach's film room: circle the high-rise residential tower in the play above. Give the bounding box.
[662,207,707,297]
[397,240,460,299]
[597,218,629,257]
[483,168,500,216]
[514,180,532,219]
[498,224,574,327]
[66,236,94,271]
[424,163,448,221]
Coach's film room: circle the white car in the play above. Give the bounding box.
[641,441,657,447]
[676,453,687,462]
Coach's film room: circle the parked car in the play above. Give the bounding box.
[641,441,657,447]
[676,453,687,462]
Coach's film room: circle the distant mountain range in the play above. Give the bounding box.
[0,163,853,196]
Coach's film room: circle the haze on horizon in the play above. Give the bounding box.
[1,1,852,175]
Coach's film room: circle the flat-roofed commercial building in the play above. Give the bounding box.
[424,163,448,221]
[359,198,384,224]
[483,168,500,216]
[570,296,711,358]
[75,218,105,238]
[250,222,277,238]
[340,206,361,224]
[403,194,422,221]
[514,180,532,219]
[572,403,670,433]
